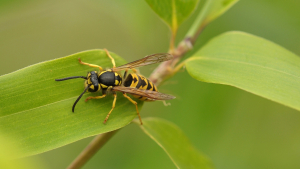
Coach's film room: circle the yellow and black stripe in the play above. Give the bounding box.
[123,73,158,101]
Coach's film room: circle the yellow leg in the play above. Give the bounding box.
[104,48,116,68]
[78,58,103,71]
[123,93,143,125]
[103,94,117,124]
[132,68,138,73]
[85,94,106,102]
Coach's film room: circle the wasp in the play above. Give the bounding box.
[55,49,175,125]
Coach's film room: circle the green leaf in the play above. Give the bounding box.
[0,132,43,169]
[134,117,214,169]
[186,0,238,37]
[185,31,300,111]
[0,49,143,157]
[145,0,199,33]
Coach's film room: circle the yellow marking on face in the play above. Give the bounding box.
[87,79,92,85]
[84,81,88,88]
[87,73,92,84]
[114,72,119,77]
[115,80,119,85]
[90,85,95,90]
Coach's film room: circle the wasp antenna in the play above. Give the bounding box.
[72,85,90,112]
[55,76,87,81]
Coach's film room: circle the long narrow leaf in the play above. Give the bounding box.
[185,31,300,111]
[0,50,143,157]
[134,117,214,169]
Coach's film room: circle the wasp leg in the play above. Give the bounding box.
[123,69,128,79]
[132,68,137,73]
[122,93,143,125]
[103,94,117,124]
[104,48,116,68]
[85,94,106,102]
[78,58,103,71]
[131,68,140,74]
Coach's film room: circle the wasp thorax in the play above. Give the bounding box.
[85,71,100,92]
[98,70,122,89]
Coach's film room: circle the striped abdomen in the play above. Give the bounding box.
[123,73,157,101]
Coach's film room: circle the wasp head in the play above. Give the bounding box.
[85,71,101,92]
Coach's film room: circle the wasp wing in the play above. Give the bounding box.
[112,53,173,71]
[112,86,175,100]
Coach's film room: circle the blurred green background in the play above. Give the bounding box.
[1,0,300,168]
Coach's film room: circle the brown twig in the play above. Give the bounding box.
[149,0,214,86]
[67,130,118,169]
[149,32,202,87]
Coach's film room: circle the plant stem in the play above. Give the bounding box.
[186,0,212,39]
[67,130,118,169]
[149,1,212,86]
